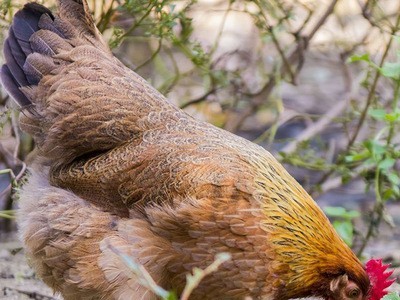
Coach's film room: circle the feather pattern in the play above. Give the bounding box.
[3,39,29,87]
[6,30,26,69]
[0,64,31,106]
[0,3,53,107]
[2,1,376,300]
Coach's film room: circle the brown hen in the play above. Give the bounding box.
[1,1,373,299]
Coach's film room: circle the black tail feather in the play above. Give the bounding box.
[11,4,52,55]
[0,65,31,106]
[0,3,54,107]
[38,13,66,38]
[6,30,25,70]
[3,38,29,87]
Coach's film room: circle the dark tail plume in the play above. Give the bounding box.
[0,1,109,109]
[1,3,54,107]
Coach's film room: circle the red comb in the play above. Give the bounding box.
[365,259,395,300]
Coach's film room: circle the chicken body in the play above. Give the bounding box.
[1,1,370,299]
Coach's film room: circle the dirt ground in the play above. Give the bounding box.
[0,234,61,300]
[0,231,399,299]
[0,0,400,298]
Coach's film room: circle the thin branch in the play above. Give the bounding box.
[158,47,181,94]
[122,2,156,39]
[209,1,232,56]
[267,24,296,84]
[134,39,163,71]
[225,0,339,132]
[253,1,296,83]
[97,0,116,33]
[356,172,384,257]
[346,12,400,151]
[314,12,400,189]
[180,88,218,109]
[280,97,349,154]
[10,109,20,160]
[281,56,367,156]
[253,109,303,146]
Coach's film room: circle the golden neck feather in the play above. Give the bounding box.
[250,155,368,297]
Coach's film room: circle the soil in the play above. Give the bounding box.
[0,0,400,299]
[0,230,399,299]
[0,235,61,300]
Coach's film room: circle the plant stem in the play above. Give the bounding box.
[315,13,400,190]
[386,80,400,146]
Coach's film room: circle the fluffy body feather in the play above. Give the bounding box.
[1,1,372,299]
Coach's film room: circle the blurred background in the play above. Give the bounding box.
[0,0,399,298]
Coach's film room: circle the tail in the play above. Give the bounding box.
[0,1,174,165]
[1,3,53,107]
[1,1,109,108]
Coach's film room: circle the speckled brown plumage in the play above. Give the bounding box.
[1,1,370,300]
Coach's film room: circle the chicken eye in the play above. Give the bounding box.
[347,288,360,298]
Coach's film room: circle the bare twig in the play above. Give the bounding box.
[281,59,367,156]
[180,253,231,300]
[106,242,172,299]
[180,88,218,109]
[252,1,296,84]
[225,0,340,132]
[281,98,349,154]
[346,13,400,150]
[312,165,363,198]
[135,39,163,71]
[314,12,400,190]
[209,1,232,56]
[10,109,20,161]
[254,109,303,146]
[359,0,397,34]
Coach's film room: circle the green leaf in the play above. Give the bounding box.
[347,53,371,63]
[108,27,125,49]
[378,158,395,170]
[341,172,352,185]
[383,189,394,200]
[325,206,347,217]
[363,157,377,168]
[383,292,400,300]
[333,220,354,246]
[343,210,361,219]
[384,111,400,122]
[169,4,176,12]
[388,173,400,185]
[324,206,360,219]
[364,140,386,159]
[380,62,400,79]
[393,185,400,196]
[368,108,386,120]
[345,150,370,162]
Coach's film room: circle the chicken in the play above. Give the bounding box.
[0,1,390,299]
